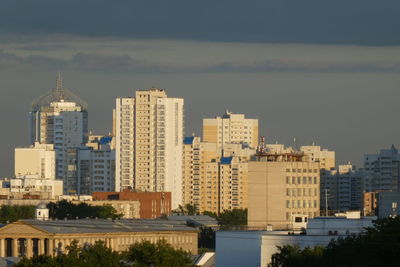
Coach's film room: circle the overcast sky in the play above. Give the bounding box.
[0,0,400,177]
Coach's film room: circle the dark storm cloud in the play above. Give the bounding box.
[0,0,399,45]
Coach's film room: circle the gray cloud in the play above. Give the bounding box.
[1,50,400,74]
[0,0,399,45]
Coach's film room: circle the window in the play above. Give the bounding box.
[295,217,302,223]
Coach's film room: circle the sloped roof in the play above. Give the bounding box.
[20,219,198,234]
[31,73,87,112]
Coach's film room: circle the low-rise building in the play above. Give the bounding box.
[217,213,375,267]
[0,219,198,258]
[93,191,171,219]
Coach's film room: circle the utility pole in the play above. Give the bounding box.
[325,189,329,216]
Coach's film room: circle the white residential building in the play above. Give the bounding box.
[15,143,56,179]
[115,88,184,209]
[77,136,116,194]
[0,143,63,199]
[29,74,88,194]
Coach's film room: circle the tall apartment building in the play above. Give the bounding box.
[320,164,365,213]
[115,88,184,209]
[182,136,253,214]
[29,74,88,194]
[364,145,400,192]
[203,110,258,149]
[77,136,116,194]
[248,148,320,230]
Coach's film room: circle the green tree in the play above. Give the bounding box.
[124,239,195,267]
[48,200,123,220]
[217,208,247,227]
[198,227,215,250]
[0,205,35,223]
[176,204,198,215]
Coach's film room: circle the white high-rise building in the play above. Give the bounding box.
[115,88,184,209]
[29,74,88,194]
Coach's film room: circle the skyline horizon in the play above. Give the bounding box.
[0,72,398,177]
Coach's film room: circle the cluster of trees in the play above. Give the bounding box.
[0,201,123,223]
[269,216,400,267]
[178,204,248,227]
[15,240,194,267]
[48,200,123,220]
[0,205,35,223]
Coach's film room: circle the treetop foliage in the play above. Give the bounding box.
[48,200,123,220]
[0,205,35,224]
[15,239,195,267]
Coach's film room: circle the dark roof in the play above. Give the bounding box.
[20,219,198,234]
[167,215,218,227]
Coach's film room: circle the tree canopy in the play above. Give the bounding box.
[269,216,400,267]
[0,205,35,223]
[217,208,247,227]
[48,200,123,220]
[15,239,195,267]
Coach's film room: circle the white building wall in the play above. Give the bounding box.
[115,90,184,209]
[15,143,56,179]
[157,98,184,209]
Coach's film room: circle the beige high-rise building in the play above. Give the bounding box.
[115,88,184,209]
[248,151,320,230]
[203,110,258,149]
[300,145,335,170]
[182,136,253,214]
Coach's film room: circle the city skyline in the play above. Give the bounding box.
[0,71,399,178]
[1,0,399,178]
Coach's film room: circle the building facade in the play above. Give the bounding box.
[320,164,365,213]
[182,136,253,214]
[0,219,198,258]
[203,110,258,149]
[115,88,184,209]
[77,136,116,194]
[364,145,400,192]
[248,151,320,230]
[93,191,171,219]
[300,145,335,170]
[29,74,88,194]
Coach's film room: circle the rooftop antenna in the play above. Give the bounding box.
[56,71,63,91]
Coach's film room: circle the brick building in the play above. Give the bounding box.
[93,190,171,218]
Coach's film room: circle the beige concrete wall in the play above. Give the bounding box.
[248,161,320,230]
